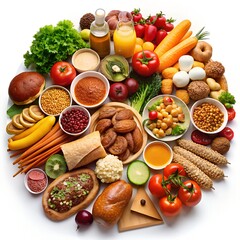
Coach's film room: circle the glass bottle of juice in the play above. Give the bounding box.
[113,11,136,59]
[90,8,110,59]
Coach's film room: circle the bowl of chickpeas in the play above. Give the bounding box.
[190,98,228,134]
[142,95,190,141]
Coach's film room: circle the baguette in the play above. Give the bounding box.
[92,180,132,227]
[42,168,99,221]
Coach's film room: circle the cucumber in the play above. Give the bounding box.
[127,160,150,185]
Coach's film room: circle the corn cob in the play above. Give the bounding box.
[173,152,213,190]
[173,146,225,180]
[177,139,228,165]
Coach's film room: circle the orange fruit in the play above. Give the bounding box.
[136,37,144,46]
[142,41,155,51]
[134,44,143,54]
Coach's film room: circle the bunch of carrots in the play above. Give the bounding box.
[9,122,76,177]
[154,19,209,72]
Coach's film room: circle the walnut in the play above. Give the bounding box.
[205,61,225,79]
[79,13,95,30]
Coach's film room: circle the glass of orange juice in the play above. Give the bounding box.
[113,12,136,59]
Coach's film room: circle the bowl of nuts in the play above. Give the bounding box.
[190,98,228,134]
[59,105,91,136]
[39,85,72,117]
[142,95,190,141]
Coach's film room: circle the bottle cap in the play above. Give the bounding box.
[95,8,105,25]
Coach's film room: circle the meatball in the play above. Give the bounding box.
[211,137,230,155]
[205,61,225,79]
[187,80,210,101]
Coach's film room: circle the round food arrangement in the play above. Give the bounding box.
[5,5,236,235]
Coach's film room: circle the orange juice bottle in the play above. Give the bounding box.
[113,12,136,59]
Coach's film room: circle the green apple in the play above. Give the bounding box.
[80,29,90,41]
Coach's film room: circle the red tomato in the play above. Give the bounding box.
[178,180,202,207]
[164,18,175,32]
[155,29,168,46]
[218,127,234,141]
[159,196,182,217]
[144,24,157,42]
[191,130,213,145]
[131,8,142,23]
[124,78,139,96]
[148,174,171,199]
[50,61,76,86]
[109,83,129,102]
[227,108,236,121]
[163,163,186,188]
[132,50,159,77]
[152,12,166,29]
[148,110,158,120]
[163,163,186,178]
[134,23,145,38]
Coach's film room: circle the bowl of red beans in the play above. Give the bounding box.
[59,105,91,136]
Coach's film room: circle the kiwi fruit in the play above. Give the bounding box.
[45,154,67,179]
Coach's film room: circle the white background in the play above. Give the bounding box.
[1,0,239,240]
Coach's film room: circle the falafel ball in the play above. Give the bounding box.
[205,61,225,79]
[187,80,210,101]
[80,13,95,29]
[211,137,230,155]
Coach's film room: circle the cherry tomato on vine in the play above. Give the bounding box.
[134,23,145,38]
[155,29,168,46]
[151,12,166,29]
[148,110,158,120]
[164,18,175,32]
[159,195,182,217]
[144,24,157,42]
[218,127,234,141]
[178,180,202,207]
[148,174,171,199]
[131,8,143,23]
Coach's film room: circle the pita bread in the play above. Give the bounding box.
[61,131,107,170]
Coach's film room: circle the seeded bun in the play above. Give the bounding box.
[8,72,45,105]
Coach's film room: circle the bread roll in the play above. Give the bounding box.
[8,71,45,105]
[92,180,132,227]
[42,168,99,221]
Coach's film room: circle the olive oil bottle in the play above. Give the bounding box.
[90,8,110,59]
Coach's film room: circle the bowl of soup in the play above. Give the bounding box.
[70,71,110,109]
[143,141,173,170]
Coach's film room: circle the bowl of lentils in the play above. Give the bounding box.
[190,98,228,134]
[39,85,72,116]
[59,105,91,136]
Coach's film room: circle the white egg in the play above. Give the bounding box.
[178,55,194,72]
[172,71,190,88]
[189,67,206,80]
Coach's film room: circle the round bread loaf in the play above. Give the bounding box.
[8,71,45,105]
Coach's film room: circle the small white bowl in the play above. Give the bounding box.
[24,168,48,194]
[70,71,110,109]
[39,85,72,116]
[190,98,228,134]
[59,105,91,136]
[143,141,173,170]
[72,48,100,73]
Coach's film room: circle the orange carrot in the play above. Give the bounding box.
[158,27,209,72]
[180,30,193,42]
[154,19,191,58]
[13,124,63,164]
[18,134,70,166]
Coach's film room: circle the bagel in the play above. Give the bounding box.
[42,168,99,221]
[189,41,212,63]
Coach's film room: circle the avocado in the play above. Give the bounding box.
[100,55,130,82]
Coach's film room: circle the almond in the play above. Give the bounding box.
[132,126,143,153]
[115,109,133,121]
[113,120,136,133]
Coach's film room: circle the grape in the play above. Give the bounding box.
[75,210,93,229]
